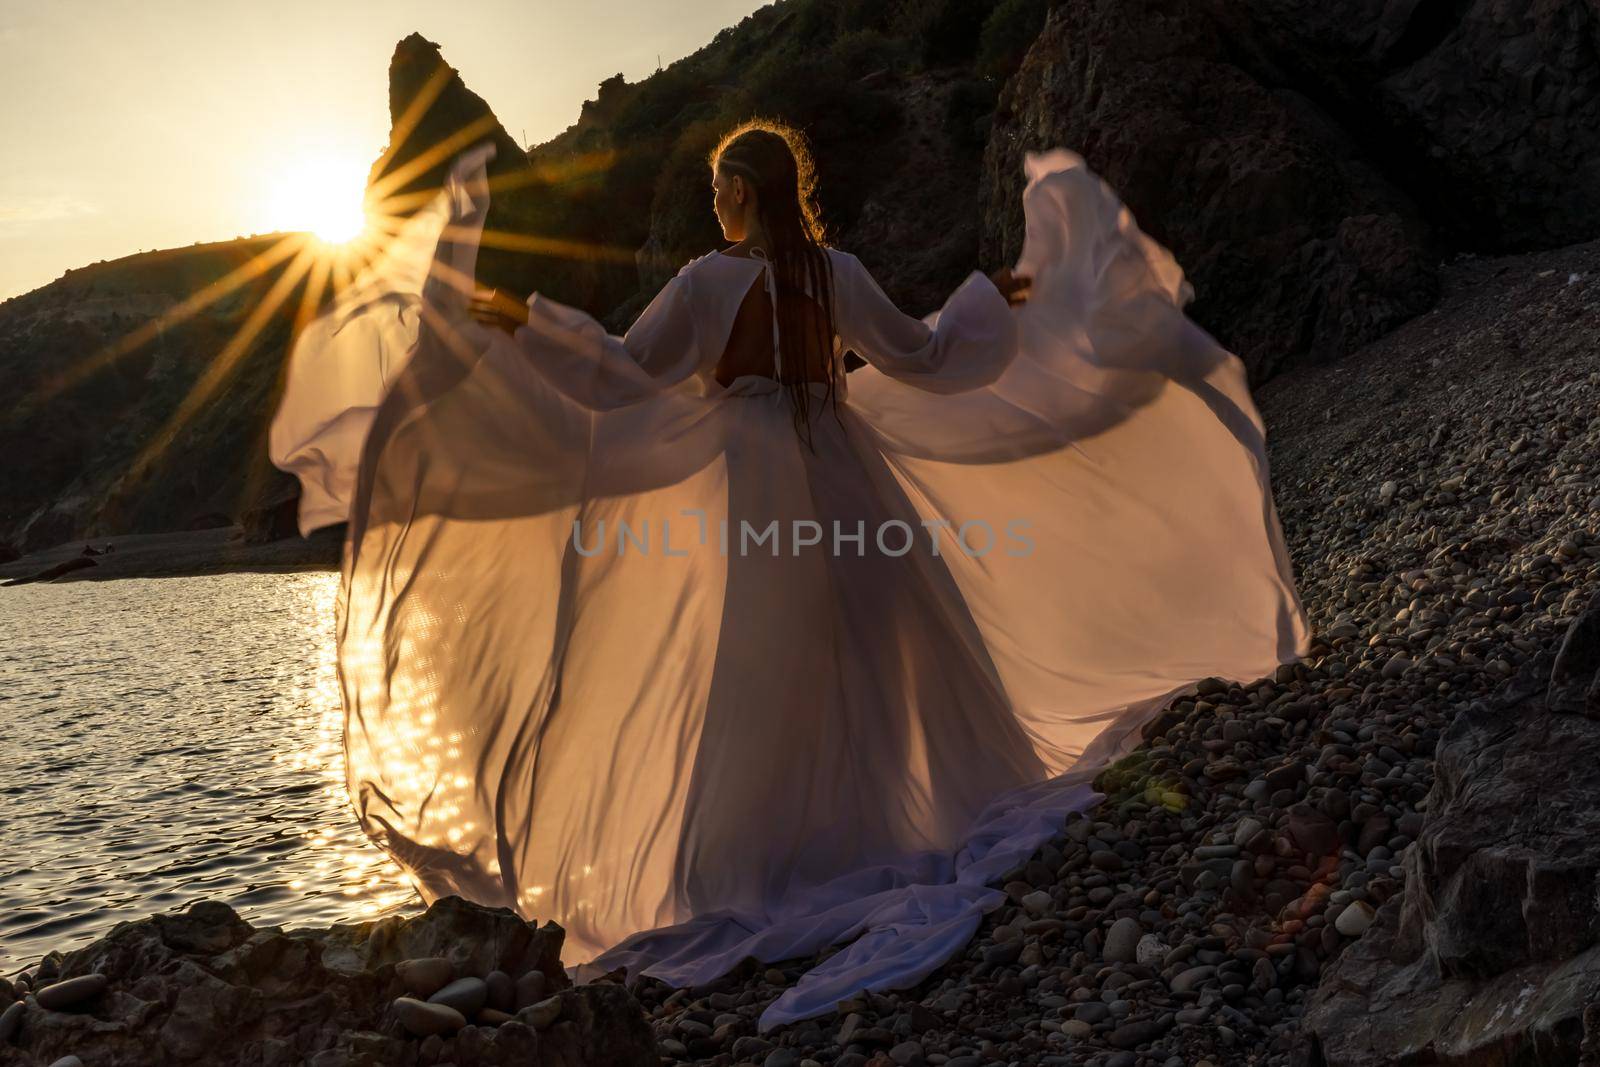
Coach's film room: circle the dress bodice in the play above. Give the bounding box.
[694,248,847,399]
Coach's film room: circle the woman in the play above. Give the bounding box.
[271,119,1308,1031]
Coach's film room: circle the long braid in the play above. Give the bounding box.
[710,120,842,452]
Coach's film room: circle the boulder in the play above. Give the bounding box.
[981,0,1437,384]
[1196,0,1600,251]
[984,0,1600,385]
[1298,590,1600,1065]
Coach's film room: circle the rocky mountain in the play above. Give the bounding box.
[1,0,1594,555]
[0,235,313,553]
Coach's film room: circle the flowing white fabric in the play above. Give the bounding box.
[270,141,1309,1031]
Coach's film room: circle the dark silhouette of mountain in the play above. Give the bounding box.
[2,0,1595,554]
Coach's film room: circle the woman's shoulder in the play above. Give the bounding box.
[674,246,859,281]
[676,250,720,277]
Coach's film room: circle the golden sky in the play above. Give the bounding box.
[0,0,766,301]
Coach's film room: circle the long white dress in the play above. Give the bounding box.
[270,141,1309,1031]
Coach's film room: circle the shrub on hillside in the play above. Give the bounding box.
[977,0,1053,80]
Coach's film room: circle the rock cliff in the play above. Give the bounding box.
[982,0,1600,383]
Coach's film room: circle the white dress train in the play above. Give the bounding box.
[270,141,1309,1031]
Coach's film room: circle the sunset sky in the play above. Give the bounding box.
[0,0,766,301]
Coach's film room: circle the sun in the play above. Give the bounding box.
[263,151,372,246]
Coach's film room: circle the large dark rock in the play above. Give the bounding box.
[981,0,1439,385]
[1197,0,1600,252]
[982,0,1600,384]
[375,34,555,307]
[0,896,655,1067]
[239,475,306,544]
[1297,589,1600,1066]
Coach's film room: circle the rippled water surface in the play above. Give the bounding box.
[0,572,422,971]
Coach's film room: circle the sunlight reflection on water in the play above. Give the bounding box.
[0,571,421,971]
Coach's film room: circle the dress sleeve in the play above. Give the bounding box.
[835,251,1018,393]
[512,262,707,411]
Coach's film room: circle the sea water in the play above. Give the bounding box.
[0,572,421,971]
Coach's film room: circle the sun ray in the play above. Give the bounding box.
[366,150,620,220]
[329,244,358,300]
[292,251,334,339]
[523,148,619,187]
[330,233,385,291]
[37,234,310,402]
[365,65,457,191]
[422,256,486,308]
[123,244,318,483]
[417,298,489,375]
[366,113,502,206]
[450,226,639,265]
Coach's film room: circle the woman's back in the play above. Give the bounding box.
[711,248,836,387]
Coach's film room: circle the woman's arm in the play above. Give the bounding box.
[988,266,1032,307]
[835,251,1030,393]
[466,267,707,412]
[468,286,530,333]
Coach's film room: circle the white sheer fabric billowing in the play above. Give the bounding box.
[270,141,1309,1031]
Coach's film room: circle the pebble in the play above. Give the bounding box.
[518,993,563,1029]
[48,1059,84,1067]
[1135,933,1169,967]
[1090,850,1125,872]
[395,957,453,999]
[1193,844,1239,860]
[427,976,487,1016]
[1170,966,1216,994]
[1103,917,1142,963]
[35,974,108,1011]
[889,1039,926,1065]
[1382,653,1413,679]
[1021,889,1054,916]
[982,940,1022,965]
[513,969,548,1009]
[484,969,514,1013]
[1336,900,1376,937]
[0,1001,22,1043]
[1109,1018,1165,1048]
[393,996,466,1036]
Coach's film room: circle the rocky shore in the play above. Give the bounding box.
[0,897,654,1067]
[607,233,1600,1067]
[6,237,1596,1067]
[0,526,340,586]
